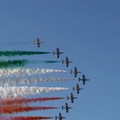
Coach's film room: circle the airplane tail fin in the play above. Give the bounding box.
[62,60,64,64]
[62,106,64,110]
[67,96,69,100]
[53,51,55,55]
[33,40,35,45]
[78,77,82,82]
[78,77,81,82]
[55,116,57,120]
[73,87,75,91]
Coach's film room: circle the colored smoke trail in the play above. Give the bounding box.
[1,77,73,86]
[29,60,60,64]
[0,60,60,69]
[44,60,60,63]
[0,68,66,78]
[0,97,64,105]
[10,116,52,120]
[0,50,50,57]
[0,105,58,114]
[0,86,69,99]
[0,60,28,68]
[0,116,53,120]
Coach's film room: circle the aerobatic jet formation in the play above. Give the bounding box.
[70,67,81,77]
[78,74,90,85]
[62,57,73,67]
[11,36,90,120]
[67,93,78,103]
[53,48,64,58]
[33,37,44,48]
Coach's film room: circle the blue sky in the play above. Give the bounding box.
[0,0,120,120]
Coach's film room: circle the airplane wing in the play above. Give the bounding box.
[76,84,80,94]
[74,67,77,72]
[66,57,68,61]
[83,80,86,85]
[71,99,74,103]
[37,43,40,47]
[37,38,40,42]
[57,48,59,53]
[66,63,69,67]
[83,74,85,80]
[59,113,62,117]
[57,54,60,58]
[77,90,79,94]
[66,109,68,113]
[75,73,77,77]
[71,94,74,103]
[65,104,68,113]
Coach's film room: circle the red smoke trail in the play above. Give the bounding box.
[0,116,53,120]
[0,105,58,114]
[10,116,53,120]
[0,97,64,105]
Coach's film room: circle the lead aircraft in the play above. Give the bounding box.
[33,37,44,48]
[78,74,90,85]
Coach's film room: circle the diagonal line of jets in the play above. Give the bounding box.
[34,37,90,120]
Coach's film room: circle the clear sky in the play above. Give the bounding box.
[0,0,120,120]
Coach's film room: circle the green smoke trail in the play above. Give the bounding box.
[29,60,60,65]
[44,60,60,63]
[30,60,60,64]
[0,50,51,57]
[0,60,60,69]
[0,60,28,68]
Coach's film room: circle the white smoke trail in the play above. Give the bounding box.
[0,86,69,99]
[0,68,66,78]
[0,77,74,86]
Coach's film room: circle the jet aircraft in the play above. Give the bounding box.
[33,37,44,48]
[62,57,73,67]
[78,74,90,85]
[70,67,81,77]
[55,113,66,120]
[62,103,72,113]
[53,48,64,58]
[73,84,83,94]
[67,93,77,103]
